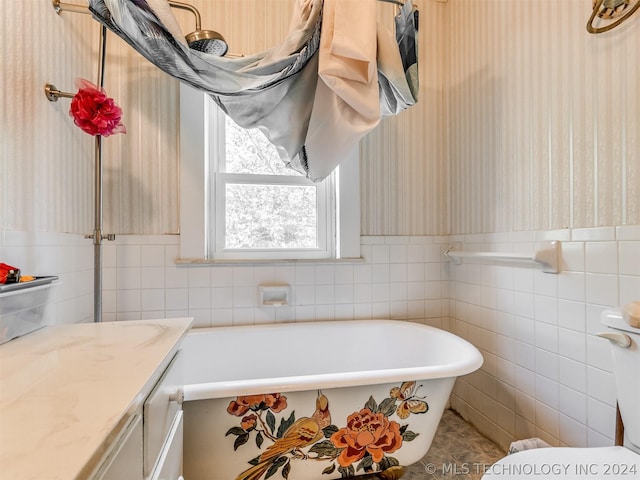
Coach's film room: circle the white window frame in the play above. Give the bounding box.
[210,105,334,260]
[179,83,360,262]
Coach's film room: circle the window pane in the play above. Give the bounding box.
[225,184,317,249]
[225,117,303,176]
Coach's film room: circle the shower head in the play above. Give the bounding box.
[185,30,229,56]
[168,0,229,56]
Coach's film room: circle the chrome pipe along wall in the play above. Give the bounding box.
[47,2,116,322]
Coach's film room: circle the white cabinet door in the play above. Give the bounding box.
[93,415,143,480]
[144,352,183,476]
[149,411,183,480]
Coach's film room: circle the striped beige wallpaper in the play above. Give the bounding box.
[3,0,638,237]
[101,36,179,235]
[1,1,96,234]
[361,0,450,236]
[446,0,640,234]
[1,0,180,235]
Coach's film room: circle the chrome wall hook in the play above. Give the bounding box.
[52,0,92,15]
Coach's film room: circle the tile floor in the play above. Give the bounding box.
[402,409,506,480]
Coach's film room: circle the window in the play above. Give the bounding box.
[211,110,334,260]
[179,84,360,262]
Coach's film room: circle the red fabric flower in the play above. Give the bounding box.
[69,78,126,137]
[330,408,403,467]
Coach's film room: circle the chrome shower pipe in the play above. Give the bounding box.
[53,0,205,29]
[48,0,114,322]
[167,0,204,30]
[90,24,110,323]
[52,0,229,56]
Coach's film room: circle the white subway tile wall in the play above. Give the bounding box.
[449,225,640,451]
[100,235,451,329]
[0,231,93,325]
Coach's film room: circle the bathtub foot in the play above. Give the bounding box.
[358,466,406,480]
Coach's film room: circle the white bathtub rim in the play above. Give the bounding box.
[183,361,480,401]
[186,318,453,339]
[182,319,483,402]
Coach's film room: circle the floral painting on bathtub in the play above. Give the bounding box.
[225,381,428,479]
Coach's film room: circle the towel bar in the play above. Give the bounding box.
[444,240,561,274]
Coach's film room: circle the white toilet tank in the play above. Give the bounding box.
[601,308,640,453]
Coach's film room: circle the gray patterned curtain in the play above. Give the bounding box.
[89,0,418,182]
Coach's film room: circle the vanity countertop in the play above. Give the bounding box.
[0,318,192,480]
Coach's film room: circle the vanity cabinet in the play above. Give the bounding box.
[91,351,185,480]
[0,318,192,480]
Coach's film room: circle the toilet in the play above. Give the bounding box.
[482,307,640,479]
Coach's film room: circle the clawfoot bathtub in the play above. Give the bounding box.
[181,319,483,479]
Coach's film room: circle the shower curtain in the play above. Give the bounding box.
[88,0,418,182]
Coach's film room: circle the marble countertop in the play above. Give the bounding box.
[0,318,192,480]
